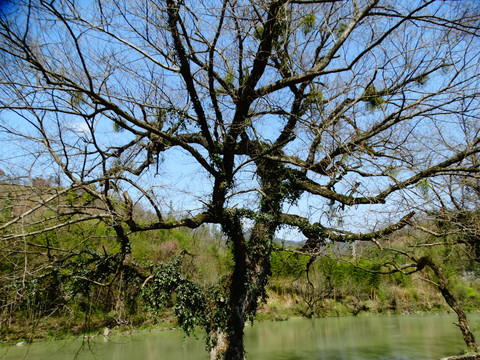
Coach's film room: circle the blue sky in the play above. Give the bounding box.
[1,0,480,244]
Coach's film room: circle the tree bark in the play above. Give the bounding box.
[440,286,478,352]
[420,257,478,352]
[212,211,274,360]
[210,329,244,360]
[214,213,249,360]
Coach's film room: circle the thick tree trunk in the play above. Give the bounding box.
[213,214,273,360]
[214,213,250,360]
[208,263,249,360]
[209,329,245,360]
[208,304,249,360]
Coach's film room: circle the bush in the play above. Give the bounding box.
[270,250,310,278]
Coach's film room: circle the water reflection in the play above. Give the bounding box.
[1,314,475,360]
[244,315,472,360]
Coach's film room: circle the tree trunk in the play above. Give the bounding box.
[213,214,273,360]
[208,264,249,360]
[209,329,245,360]
[440,286,478,352]
[421,257,478,352]
[215,214,249,360]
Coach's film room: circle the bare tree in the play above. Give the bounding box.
[1,0,480,358]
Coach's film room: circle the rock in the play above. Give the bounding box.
[103,327,111,337]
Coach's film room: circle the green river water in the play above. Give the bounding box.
[1,314,478,360]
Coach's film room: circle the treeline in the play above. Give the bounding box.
[1,223,479,343]
[1,185,480,343]
[267,242,480,320]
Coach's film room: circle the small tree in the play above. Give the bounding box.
[1,1,480,358]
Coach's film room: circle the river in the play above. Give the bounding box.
[1,314,477,360]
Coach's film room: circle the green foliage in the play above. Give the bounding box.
[385,166,399,179]
[257,159,304,209]
[112,119,127,132]
[4,182,480,343]
[65,191,77,206]
[208,277,230,328]
[140,252,230,341]
[334,23,348,36]
[82,191,96,205]
[0,205,237,341]
[319,257,381,295]
[173,282,207,335]
[416,178,430,197]
[68,91,85,107]
[65,186,98,206]
[253,25,264,40]
[240,67,250,86]
[270,250,309,278]
[363,84,385,110]
[300,13,316,35]
[456,285,479,300]
[392,271,409,288]
[304,89,324,111]
[1,191,13,220]
[223,69,235,88]
[142,257,184,313]
[155,108,167,126]
[142,255,207,335]
[216,69,236,95]
[273,5,290,40]
[207,242,234,275]
[24,270,62,315]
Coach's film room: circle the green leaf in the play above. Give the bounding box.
[416,178,430,197]
[113,119,127,132]
[300,14,316,35]
[363,84,385,110]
